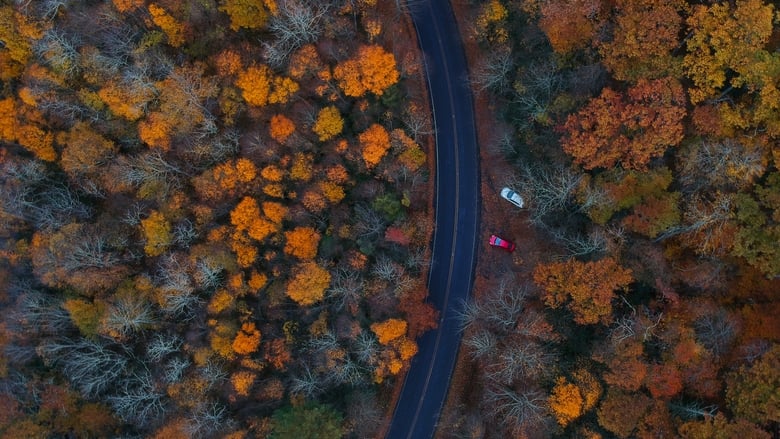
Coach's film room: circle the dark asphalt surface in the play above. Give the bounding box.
[385,1,480,438]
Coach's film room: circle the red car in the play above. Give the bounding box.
[489,234,516,252]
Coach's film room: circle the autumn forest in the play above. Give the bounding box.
[0,0,778,438]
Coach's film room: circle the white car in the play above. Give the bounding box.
[500,187,524,208]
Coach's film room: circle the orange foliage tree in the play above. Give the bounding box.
[538,0,602,55]
[193,158,258,201]
[286,262,331,306]
[284,227,321,260]
[359,124,391,169]
[230,196,278,242]
[233,322,261,355]
[0,98,17,142]
[371,318,407,345]
[598,0,684,82]
[334,45,399,97]
[562,77,686,170]
[137,113,173,150]
[312,106,344,142]
[533,257,633,325]
[549,377,584,427]
[269,114,296,143]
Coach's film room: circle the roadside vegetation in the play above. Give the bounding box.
[442,0,779,437]
[0,1,436,437]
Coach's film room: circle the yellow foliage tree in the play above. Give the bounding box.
[236,65,272,107]
[233,322,261,355]
[62,298,106,338]
[112,0,144,13]
[17,124,56,162]
[288,44,323,80]
[392,128,426,171]
[313,106,344,142]
[219,0,271,31]
[359,124,391,168]
[475,0,509,44]
[269,76,299,104]
[269,114,296,143]
[284,227,321,260]
[236,65,298,107]
[0,6,41,75]
[290,152,313,181]
[98,81,156,121]
[231,370,257,397]
[261,164,285,182]
[58,122,118,179]
[286,262,331,306]
[148,4,186,47]
[141,210,172,257]
[209,319,238,359]
[208,289,235,315]
[371,319,407,345]
[319,181,345,204]
[549,377,585,427]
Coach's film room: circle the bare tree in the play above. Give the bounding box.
[115,150,184,198]
[694,309,737,358]
[107,372,166,426]
[35,29,81,78]
[401,104,433,143]
[463,329,497,360]
[193,257,224,291]
[40,338,129,397]
[173,218,198,248]
[657,192,733,255]
[372,254,402,282]
[198,360,228,390]
[185,402,232,438]
[290,364,323,398]
[550,228,608,257]
[471,46,515,94]
[355,204,386,239]
[483,385,548,433]
[487,341,553,384]
[146,333,182,363]
[62,235,120,271]
[327,269,364,312]
[669,400,718,420]
[512,164,584,227]
[677,139,766,194]
[156,254,202,318]
[264,0,331,67]
[163,357,191,384]
[352,330,379,365]
[103,297,156,338]
[14,291,73,334]
[481,282,527,332]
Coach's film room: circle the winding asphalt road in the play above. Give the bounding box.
[385,1,480,438]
